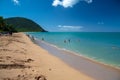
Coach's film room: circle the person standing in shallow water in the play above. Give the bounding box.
[64,39,71,43]
[64,40,67,43]
[68,39,71,43]
[42,38,44,41]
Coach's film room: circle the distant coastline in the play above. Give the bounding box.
[0,16,47,33]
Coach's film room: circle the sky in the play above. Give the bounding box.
[0,0,120,32]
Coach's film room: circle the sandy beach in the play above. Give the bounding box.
[0,33,93,80]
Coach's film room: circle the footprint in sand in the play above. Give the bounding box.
[35,75,47,80]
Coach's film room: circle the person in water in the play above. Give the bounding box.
[64,40,67,43]
[64,39,71,43]
[68,39,71,43]
[42,38,44,41]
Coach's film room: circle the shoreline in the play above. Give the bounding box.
[28,34,120,80]
[31,35,120,71]
[26,33,120,71]
[62,47,120,72]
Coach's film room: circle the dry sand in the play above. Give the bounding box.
[0,33,94,80]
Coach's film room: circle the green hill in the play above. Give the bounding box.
[4,17,46,32]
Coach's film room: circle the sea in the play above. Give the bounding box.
[27,32,120,69]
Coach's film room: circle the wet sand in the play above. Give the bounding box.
[34,37,120,80]
[0,33,93,80]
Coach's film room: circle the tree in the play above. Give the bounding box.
[0,16,5,28]
[7,24,17,32]
[0,16,17,32]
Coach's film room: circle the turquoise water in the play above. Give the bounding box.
[27,32,120,68]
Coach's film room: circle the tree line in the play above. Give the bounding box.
[0,16,17,32]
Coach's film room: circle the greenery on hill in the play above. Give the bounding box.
[0,16,17,32]
[4,17,46,32]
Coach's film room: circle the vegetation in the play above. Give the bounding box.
[5,17,46,32]
[0,16,17,32]
[0,16,46,32]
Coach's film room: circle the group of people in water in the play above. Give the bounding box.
[64,39,80,43]
[41,37,80,43]
[64,39,71,43]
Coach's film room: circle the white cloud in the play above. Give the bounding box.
[84,0,93,4]
[52,0,93,8]
[58,25,83,31]
[52,0,62,7]
[12,0,20,5]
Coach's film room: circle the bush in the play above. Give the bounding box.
[0,16,17,32]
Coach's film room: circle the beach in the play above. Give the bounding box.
[0,33,93,80]
[1,0,120,79]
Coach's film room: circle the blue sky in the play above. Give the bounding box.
[0,0,120,32]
